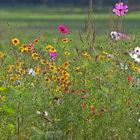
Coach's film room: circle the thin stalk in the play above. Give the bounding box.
[118,16,122,32]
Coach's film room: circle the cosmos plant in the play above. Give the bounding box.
[113,0,128,17]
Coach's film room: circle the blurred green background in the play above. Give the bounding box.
[0,0,140,47]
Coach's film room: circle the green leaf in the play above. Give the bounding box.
[2,105,15,115]
[0,86,6,92]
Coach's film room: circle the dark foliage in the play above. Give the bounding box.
[0,0,139,6]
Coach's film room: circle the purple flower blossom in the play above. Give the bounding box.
[118,32,131,41]
[57,25,69,34]
[49,51,57,60]
[113,2,128,16]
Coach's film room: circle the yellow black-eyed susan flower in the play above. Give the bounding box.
[85,54,92,60]
[62,62,71,69]
[82,52,88,56]
[19,44,29,53]
[128,61,135,68]
[97,54,106,62]
[40,59,47,65]
[61,70,70,77]
[31,52,40,60]
[44,77,51,83]
[49,48,57,53]
[49,65,57,73]
[56,67,61,73]
[12,38,20,46]
[34,39,39,44]
[51,76,58,81]
[16,60,25,67]
[34,67,41,75]
[64,52,70,56]
[132,66,139,72]
[45,45,53,51]
[61,38,71,44]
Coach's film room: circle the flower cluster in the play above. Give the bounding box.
[5,26,73,92]
[97,52,114,62]
[110,31,131,41]
[81,51,92,60]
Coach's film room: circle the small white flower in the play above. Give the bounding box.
[115,35,121,41]
[110,31,121,41]
[36,111,41,115]
[120,63,128,70]
[134,47,140,56]
[138,118,140,122]
[134,57,140,63]
[108,54,114,59]
[28,68,36,76]
[129,52,137,59]
[44,111,48,117]
[129,50,140,63]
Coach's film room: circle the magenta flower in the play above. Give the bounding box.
[113,2,128,16]
[49,51,57,60]
[57,25,69,34]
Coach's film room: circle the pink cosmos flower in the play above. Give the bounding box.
[57,25,69,34]
[49,51,57,60]
[113,2,128,16]
[118,32,131,42]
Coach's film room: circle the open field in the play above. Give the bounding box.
[0,6,140,140]
[0,6,140,42]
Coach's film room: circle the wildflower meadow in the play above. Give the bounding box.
[0,0,140,139]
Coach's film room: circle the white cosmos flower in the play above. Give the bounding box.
[129,53,140,63]
[110,31,121,41]
[129,47,140,63]
[134,57,140,63]
[28,68,36,76]
[134,47,140,56]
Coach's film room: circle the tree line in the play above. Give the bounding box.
[0,0,139,6]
